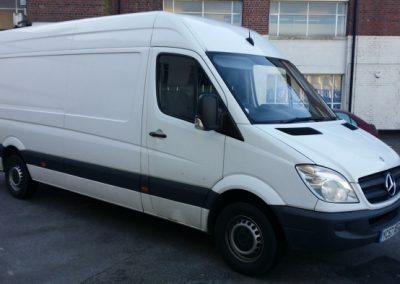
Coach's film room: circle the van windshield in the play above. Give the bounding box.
[208,52,336,124]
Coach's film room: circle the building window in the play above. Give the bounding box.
[305,74,343,109]
[0,10,14,30]
[0,0,26,30]
[163,0,243,26]
[269,1,347,37]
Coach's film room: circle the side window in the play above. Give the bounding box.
[157,54,217,122]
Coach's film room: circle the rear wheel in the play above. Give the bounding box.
[4,154,37,199]
[215,202,279,276]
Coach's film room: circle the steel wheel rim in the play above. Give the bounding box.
[226,215,264,262]
[9,165,24,192]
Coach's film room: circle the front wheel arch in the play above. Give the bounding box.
[207,189,284,239]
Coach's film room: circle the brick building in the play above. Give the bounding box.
[1,0,399,130]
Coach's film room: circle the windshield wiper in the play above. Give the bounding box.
[279,117,337,124]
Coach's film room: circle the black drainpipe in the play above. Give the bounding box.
[117,0,121,14]
[348,0,359,112]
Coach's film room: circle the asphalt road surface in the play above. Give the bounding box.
[1,134,400,283]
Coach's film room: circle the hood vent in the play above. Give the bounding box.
[342,123,358,130]
[276,127,322,136]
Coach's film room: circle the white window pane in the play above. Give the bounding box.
[174,0,202,13]
[167,0,242,26]
[204,13,232,24]
[270,2,279,14]
[280,2,307,15]
[232,13,242,26]
[1,0,15,9]
[333,75,342,91]
[309,2,337,15]
[204,1,231,13]
[308,15,336,36]
[333,75,342,103]
[179,12,202,17]
[269,15,278,35]
[233,1,243,14]
[279,15,307,36]
[306,74,343,108]
[164,0,173,12]
[337,15,346,36]
[338,3,346,15]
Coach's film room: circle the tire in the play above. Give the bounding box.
[215,202,279,276]
[4,154,37,199]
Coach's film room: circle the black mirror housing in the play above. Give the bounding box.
[196,94,220,131]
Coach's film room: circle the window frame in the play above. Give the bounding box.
[156,53,224,123]
[269,1,347,38]
[305,74,343,109]
[163,0,243,26]
[155,51,244,140]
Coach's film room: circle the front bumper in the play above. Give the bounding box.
[271,198,400,251]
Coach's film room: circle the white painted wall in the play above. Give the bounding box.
[267,36,400,130]
[268,38,349,114]
[268,38,348,74]
[352,36,400,130]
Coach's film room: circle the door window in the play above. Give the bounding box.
[156,54,217,123]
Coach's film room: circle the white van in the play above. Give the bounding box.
[0,12,399,275]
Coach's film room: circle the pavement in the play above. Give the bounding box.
[0,132,399,283]
[379,131,400,155]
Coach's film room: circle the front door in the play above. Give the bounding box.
[142,48,226,229]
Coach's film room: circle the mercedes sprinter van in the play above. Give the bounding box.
[0,12,399,275]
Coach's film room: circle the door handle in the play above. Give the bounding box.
[149,129,167,138]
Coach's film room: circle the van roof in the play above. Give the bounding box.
[0,11,285,59]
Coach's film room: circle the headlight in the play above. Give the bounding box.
[296,165,359,203]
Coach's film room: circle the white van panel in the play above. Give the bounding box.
[61,129,142,175]
[0,35,73,55]
[143,193,202,229]
[0,56,67,127]
[223,127,318,210]
[72,30,153,50]
[70,12,157,49]
[0,120,68,163]
[65,51,146,144]
[181,15,284,58]
[212,174,285,206]
[29,166,142,211]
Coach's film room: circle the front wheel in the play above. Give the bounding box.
[4,154,37,199]
[215,202,279,276]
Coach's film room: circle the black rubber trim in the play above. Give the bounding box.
[0,145,3,157]
[149,177,217,209]
[342,122,358,130]
[276,127,322,136]
[18,149,215,209]
[23,150,64,172]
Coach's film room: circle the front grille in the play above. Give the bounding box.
[358,166,400,204]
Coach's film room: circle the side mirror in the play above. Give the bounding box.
[195,94,220,131]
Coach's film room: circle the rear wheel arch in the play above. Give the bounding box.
[1,146,23,169]
[1,137,27,168]
[1,145,37,199]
